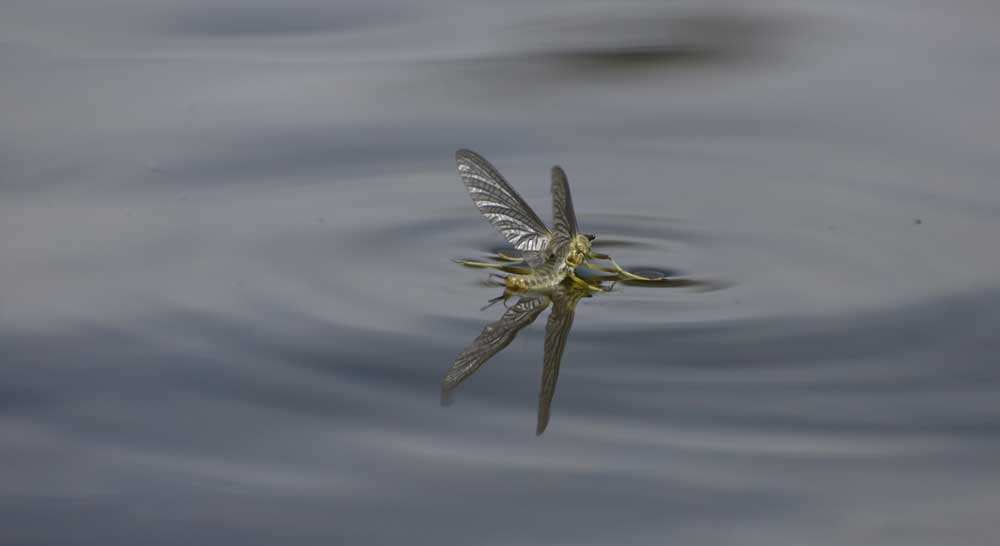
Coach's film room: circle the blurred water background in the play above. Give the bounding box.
[2,1,1000,544]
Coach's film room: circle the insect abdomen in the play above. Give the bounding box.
[504,260,568,291]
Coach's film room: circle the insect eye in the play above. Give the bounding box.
[585,233,596,241]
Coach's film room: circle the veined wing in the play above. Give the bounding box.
[550,166,579,256]
[536,286,585,435]
[456,150,552,258]
[442,294,551,405]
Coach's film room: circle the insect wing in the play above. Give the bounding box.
[442,295,551,404]
[536,286,583,435]
[456,150,551,255]
[550,166,579,255]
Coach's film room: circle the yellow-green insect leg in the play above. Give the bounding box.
[453,259,532,275]
[583,262,620,275]
[569,271,603,292]
[493,252,525,263]
[589,254,662,281]
[453,259,512,270]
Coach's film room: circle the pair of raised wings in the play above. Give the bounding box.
[456,149,580,265]
[441,286,585,435]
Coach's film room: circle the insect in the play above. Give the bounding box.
[446,150,675,434]
[453,149,659,292]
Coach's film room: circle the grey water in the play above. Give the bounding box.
[2,1,1000,544]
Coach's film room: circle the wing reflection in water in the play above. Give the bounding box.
[442,283,591,435]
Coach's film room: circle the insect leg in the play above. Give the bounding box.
[586,253,662,281]
[453,258,505,268]
[568,272,604,292]
[583,262,621,275]
[480,290,513,310]
[493,252,525,263]
[453,259,532,275]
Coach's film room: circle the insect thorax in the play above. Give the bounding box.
[566,234,592,267]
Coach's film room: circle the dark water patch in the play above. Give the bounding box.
[444,10,797,87]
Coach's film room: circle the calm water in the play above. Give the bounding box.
[3,1,1000,544]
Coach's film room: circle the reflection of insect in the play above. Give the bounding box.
[453,149,659,292]
[442,283,589,435]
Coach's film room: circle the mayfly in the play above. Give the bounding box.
[453,149,660,292]
[446,150,698,434]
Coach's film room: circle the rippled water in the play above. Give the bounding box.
[3,1,1000,544]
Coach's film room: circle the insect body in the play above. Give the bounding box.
[454,149,656,291]
[503,252,570,291]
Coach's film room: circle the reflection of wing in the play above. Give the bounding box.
[536,287,584,435]
[550,166,578,255]
[442,295,551,404]
[456,150,552,259]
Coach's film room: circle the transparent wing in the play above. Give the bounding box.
[456,149,551,256]
[442,295,551,405]
[536,287,584,435]
[550,166,579,256]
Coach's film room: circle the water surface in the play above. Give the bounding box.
[2,1,999,544]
